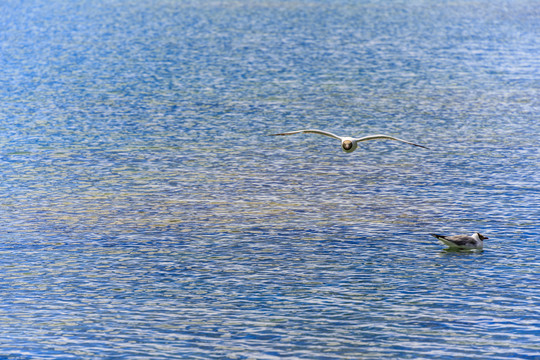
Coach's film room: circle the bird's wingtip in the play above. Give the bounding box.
[412,142,429,149]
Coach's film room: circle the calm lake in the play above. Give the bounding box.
[0,0,538,358]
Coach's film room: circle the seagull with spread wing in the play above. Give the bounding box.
[269,129,428,153]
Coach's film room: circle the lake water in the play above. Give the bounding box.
[0,0,539,358]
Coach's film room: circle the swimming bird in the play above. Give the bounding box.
[269,129,428,153]
[430,233,488,250]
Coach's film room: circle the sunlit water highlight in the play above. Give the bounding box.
[0,0,538,358]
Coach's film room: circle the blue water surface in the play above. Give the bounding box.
[0,0,539,358]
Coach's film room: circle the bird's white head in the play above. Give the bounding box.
[341,138,358,153]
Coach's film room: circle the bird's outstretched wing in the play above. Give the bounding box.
[353,134,428,149]
[270,129,342,141]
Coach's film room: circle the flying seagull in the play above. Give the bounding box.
[269,129,428,153]
[430,233,488,250]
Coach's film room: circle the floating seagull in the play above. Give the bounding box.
[430,233,488,250]
[269,129,428,153]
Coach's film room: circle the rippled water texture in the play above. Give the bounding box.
[0,0,539,358]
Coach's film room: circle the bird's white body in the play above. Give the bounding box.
[430,232,488,250]
[270,129,428,153]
